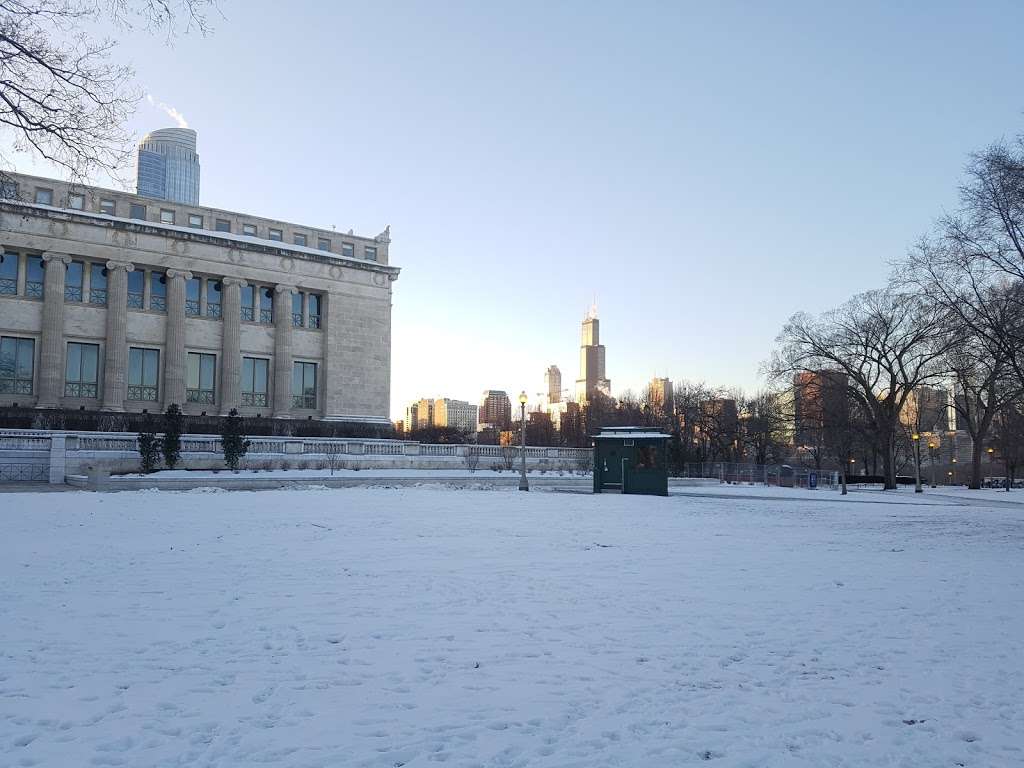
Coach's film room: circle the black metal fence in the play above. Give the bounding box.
[681,462,841,489]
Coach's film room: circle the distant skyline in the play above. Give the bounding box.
[8,1,1024,418]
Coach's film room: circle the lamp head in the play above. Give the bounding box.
[518,391,528,406]
[912,433,920,441]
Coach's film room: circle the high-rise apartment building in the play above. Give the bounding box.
[136,128,201,204]
[0,171,397,422]
[575,309,610,404]
[478,390,512,430]
[545,365,562,404]
[434,398,477,434]
[792,370,849,445]
[404,398,435,432]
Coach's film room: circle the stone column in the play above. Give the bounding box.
[323,291,344,418]
[272,284,297,418]
[220,278,245,414]
[35,251,72,409]
[163,269,192,408]
[100,260,134,412]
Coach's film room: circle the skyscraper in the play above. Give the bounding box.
[647,377,674,419]
[575,308,610,404]
[136,128,201,204]
[545,365,562,404]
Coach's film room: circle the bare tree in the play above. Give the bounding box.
[463,445,480,473]
[903,136,1024,385]
[900,133,1024,487]
[0,0,215,180]
[323,442,344,475]
[991,398,1024,490]
[942,299,1022,488]
[740,389,788,466]
[771,289,951,489]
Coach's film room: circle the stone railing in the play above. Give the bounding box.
[0,430,594,482]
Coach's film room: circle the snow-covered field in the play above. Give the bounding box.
[2,487,1022,767]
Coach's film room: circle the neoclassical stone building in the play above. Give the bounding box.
[0,172,399,424]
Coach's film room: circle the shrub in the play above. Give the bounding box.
[137,415,161,474]
[161,404,183,470]
[464,446,481,473]
[220,409,251,472]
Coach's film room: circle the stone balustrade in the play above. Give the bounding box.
[0,430,594,482]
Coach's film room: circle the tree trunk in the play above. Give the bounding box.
[840,468,848,495]
[882,437,896,490]
[970,440,983,490]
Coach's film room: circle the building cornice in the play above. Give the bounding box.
[1,200,402,281]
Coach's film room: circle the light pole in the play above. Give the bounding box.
[912,432,923,493]
[518,391,529,492]
[951,457,957,486]
[928,439,938,488]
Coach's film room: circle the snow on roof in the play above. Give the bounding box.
[594,428,670,439]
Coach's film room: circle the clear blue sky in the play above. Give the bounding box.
[18,0,1024,417]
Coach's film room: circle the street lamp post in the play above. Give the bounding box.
[928,439,938,488]
[951,457,957,486]
[518,391,529,492]
[912,433,923,493]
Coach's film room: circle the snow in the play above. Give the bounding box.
[2,486,1022,766]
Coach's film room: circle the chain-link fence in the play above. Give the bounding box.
[680,462,840,489]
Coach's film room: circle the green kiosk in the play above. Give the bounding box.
[592,426,670,496]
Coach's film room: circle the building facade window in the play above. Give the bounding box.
[292,361,317,409]
[317,237,331,251]
[242,223,257,236]
[25,256,43,298]
[64,261,84,302]
[149,271,167,311]
[89,264,107,305]
[0,252,18,296]
[259,287,273,324]
[127,270,144,309]
[186,352,216,404]
[130,203,147,220]
[341,242,354,258]
[160,209,175,224]
[268,228,283,242]
[127,347,159,401]
[364,245,377,261]
[241,357,269,407]
[206,280,222,318]
[0,336,34,394]
[34,188,53,205]
[293,233,307,247]
[0,180,17,199]
[185,277,201,316]
[68,193,85,210]
[99,198,115,215]
[215,218,231,232]
[188,214,203,228]
[307,293,322,329]
[240,285,255,321]
[292,292,303,327]
[64,342,99,398]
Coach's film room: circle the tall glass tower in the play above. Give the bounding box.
[136,128,200,205]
